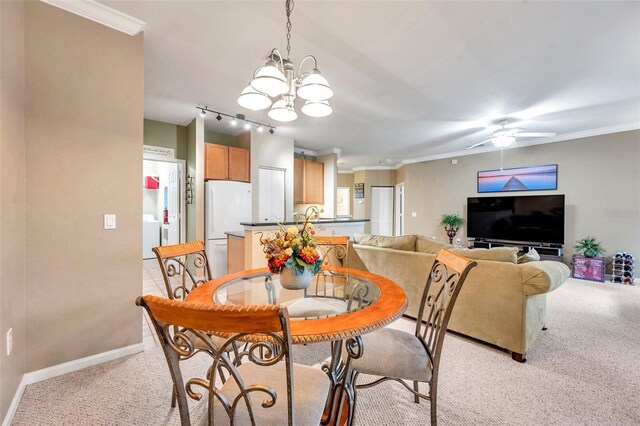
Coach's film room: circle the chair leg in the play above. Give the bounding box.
[171,385,177,408]
[511,352,527,363]
[413,381,420,404]
[430,386,437,426]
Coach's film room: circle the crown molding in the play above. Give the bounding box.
[352,165,396,172]
[41,0,146,35]
[337,170,354,174]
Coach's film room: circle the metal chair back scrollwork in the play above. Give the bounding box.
[137,295,298,426]
[152,241,211,300]
[415,249,477,399]
[352,249,477,426]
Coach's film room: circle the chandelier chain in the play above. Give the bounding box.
[285,0,294,59]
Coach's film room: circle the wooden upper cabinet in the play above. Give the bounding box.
[205,143,228,180]
[294,158,305,204]
[304,160,324,204]
[293,158,324,205]
[205,143,250,182]
[228,147,250,182]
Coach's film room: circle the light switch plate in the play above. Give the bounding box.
[104,214,116,230]
[6,328,12,356]
[411,212,417,217]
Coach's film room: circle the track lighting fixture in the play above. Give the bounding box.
[196,106,276,134]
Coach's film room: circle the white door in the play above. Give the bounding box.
[258,168,286,223]
[395,182,404,236]
[166,163,179,245]
[371,186,394,236]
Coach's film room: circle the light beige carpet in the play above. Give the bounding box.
[11,278,640,425]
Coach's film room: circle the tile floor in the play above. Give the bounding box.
[142,259,169,350]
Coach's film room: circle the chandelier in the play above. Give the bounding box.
[237,0,333,122]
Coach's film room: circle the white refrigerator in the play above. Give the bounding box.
[205,181,252,277]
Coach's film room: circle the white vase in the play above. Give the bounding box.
[280,267,313,290]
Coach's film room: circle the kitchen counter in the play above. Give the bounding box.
[241,219,369,269]
[224,231,245,238]
[240,218,369,229]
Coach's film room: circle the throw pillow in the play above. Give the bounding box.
[415,235,453,254]
[518,248,541,264]
[450,247,519,264]
[353,233,417,252]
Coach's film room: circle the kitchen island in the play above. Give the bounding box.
[239,218,369,269]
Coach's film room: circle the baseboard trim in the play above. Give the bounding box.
[2,342,144,426]
[2,376,27,426]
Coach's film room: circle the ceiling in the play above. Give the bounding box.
[102,0,640,170]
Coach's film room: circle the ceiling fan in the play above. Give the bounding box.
[466,120,556,149]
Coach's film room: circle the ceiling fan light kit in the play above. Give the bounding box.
[467,119,557,150]
[237,0,333,122]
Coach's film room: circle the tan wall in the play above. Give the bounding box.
[186,118,205,242]
[24,2,144,371]
[0,0,26,419]
[398,130,640,261]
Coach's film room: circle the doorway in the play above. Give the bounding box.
[371,186,394,236]
[395,182,405,236]
[142,158,186,259]
[258,167,286,223]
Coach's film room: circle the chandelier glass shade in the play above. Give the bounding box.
[301,100,332,118]
[237,85,273,111]
[237,0,332,123]
[268,99,298,122]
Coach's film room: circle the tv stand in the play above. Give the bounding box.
[468,239,564,262]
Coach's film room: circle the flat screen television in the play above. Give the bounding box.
[467,194,565,245]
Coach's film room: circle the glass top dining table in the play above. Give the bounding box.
[186,266,407,345]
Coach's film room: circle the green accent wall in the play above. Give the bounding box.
[204,129,238,147]
[143,119,187,160]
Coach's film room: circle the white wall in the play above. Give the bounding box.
[250,132,295,222]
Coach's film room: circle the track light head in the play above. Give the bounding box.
[244,121,251,130]
[200,109,207,118]
[216,114,222,121]
[269,127,275,135]
[257,125,264,133]
[230,118,237,126]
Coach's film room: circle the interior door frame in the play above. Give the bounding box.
[142,156,187,244]
[395,182,404,236]
[370,185,394,236]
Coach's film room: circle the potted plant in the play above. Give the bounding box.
[572,236,606,282]
[259,213,324,290]
[440,214,464,244]
[575,236,605,258]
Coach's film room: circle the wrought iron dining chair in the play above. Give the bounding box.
[152,241,238,405]
[152,241,211,300]
[349,249,477,425]
[137,295,331,426]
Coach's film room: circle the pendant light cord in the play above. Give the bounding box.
[285,0,294,59]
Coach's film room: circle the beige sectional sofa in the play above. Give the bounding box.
[346,234,570,362]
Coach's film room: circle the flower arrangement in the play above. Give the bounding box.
[260,213,324,276]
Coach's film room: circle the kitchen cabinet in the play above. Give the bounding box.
[205,143,250,182]
[293,158,324,205]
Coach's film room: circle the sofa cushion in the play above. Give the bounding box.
[451,247,519,263]
[354,233,416,252]
[415,235,453,254]
[518,248,541,264]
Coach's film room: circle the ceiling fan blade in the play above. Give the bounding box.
[513,132,556,138]
[466,139,492,149]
